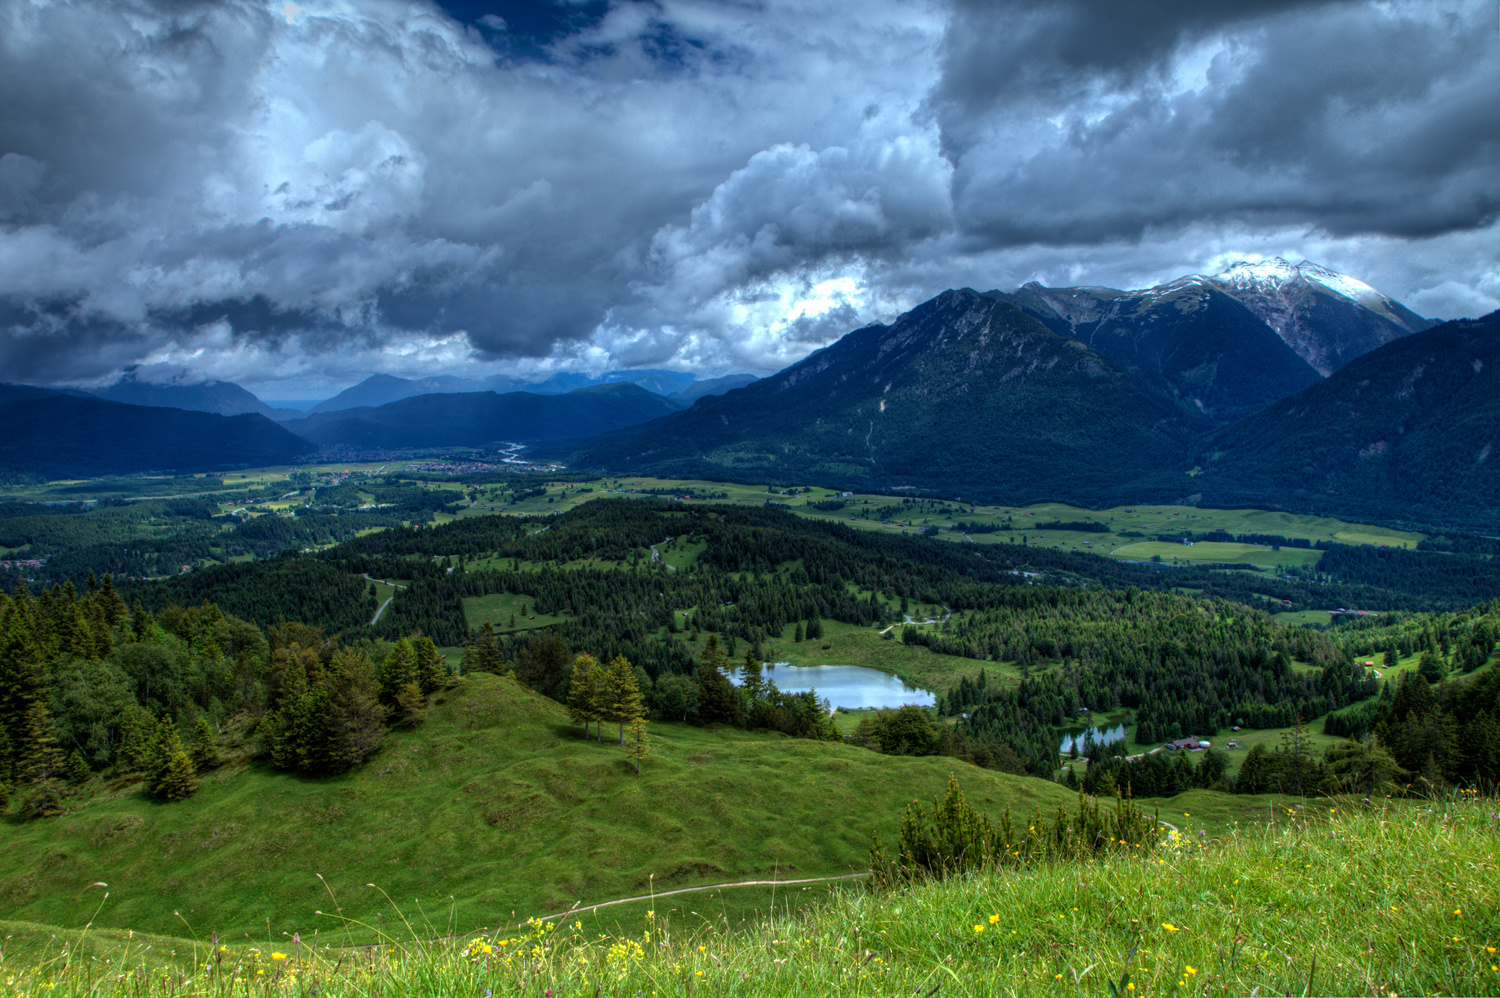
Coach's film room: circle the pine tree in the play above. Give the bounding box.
[157,749,199,801]
[414,637,447,694]
[149,716,189,797]
[623,716,649,775]
[464,623,504,674]
[381,639,417,706]
[565,654,605,740]
[393,681,427,727]
[191,716,219,771]
[66,748,90,784]
[602,655,646,745]
[794,621,805,643]
[19,700,65,787]
[325,648,389,773]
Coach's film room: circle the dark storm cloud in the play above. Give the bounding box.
[0,0,1493,393]
[936,0,1500,246]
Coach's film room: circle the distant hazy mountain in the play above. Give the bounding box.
[310,369,745,414]
[1004,277,1322,424]
[308,374,480,414]
[92,376,294,419]
[0,391,314,475]
[568,289,1204,504]
[672,373,758,402]
[1209,258,1434,375]
[285,383,686,448]
[1192,310,1500,528]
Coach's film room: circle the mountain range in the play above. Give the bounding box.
[282,383,686,449]
[4,258,1491,528]
[563,261,1496,527]
[306,370,756,414]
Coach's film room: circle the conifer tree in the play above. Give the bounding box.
[602,654,646,745]
[325,648,389,772]
[393,681,427,728]
[148,716,187,796]
[19,700,66,792]
[66,748,90,784]
[157,748,199,801]
[191,716,219,771]
[413,637,446,693]
[381,639,417,706]
[623,716,649,775]
[565,653,605,740]
[464,623,503,674]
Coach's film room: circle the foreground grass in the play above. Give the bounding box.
[4,792,1495,996]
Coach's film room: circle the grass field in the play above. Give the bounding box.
[0,673,1082,946]
[6,791,1495,997]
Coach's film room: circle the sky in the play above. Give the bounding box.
[0,0,1496,399]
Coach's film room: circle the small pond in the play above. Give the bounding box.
[1059,723,1128,754]
[732,662,935,710]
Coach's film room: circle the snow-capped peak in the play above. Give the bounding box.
[1213,257,1299,288]
[1212,257,1405,326]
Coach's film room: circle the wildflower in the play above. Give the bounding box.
[1454,909,1462,915]
[974,924,985,934]
[989,914,1000,924]
[271,953,286,961]
[1487,947,1496,954]
[1127,984,1135,991]
[1055,973,1064,980]
[1185,966,1197,976]
[698,945,706,952]
[1162,923,1180,932]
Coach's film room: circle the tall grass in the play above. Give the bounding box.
[6,790,1496,996]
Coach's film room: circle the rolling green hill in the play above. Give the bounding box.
[0,672,1074,943]
[1193,311,1500,529]
[569,289,1206,505]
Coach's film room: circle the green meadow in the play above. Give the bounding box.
[0,673,1079,946]
[6,792,1496,997]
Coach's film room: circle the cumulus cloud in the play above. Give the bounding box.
[0,0,1492,396]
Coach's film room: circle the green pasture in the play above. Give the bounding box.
[1108,540,1323,569]
[0,673,1077,946]
[462,592,567,634]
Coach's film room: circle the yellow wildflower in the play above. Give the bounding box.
[1162,923,1180,932]
[271,953,286,961]
[1185,965,1197,975]
[974,924,985,934]
[989,914,1000,924]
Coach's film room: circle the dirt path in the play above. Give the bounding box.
[363,574,407,625]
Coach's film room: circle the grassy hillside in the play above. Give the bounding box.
[5,791,1495,996]
[0,673,1075,944]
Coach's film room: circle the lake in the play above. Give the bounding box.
[732,662,935,710]
[1059,723,1128,754]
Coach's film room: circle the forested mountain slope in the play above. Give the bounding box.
[569,290,1205,504]
[1192,311,1500,529]
[1002,278,1322,424]
[0,393,314,475]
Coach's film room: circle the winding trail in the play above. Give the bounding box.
[364,574,407,625]
[650,539,678,571]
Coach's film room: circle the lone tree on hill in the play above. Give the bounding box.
[623,716,649,775]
